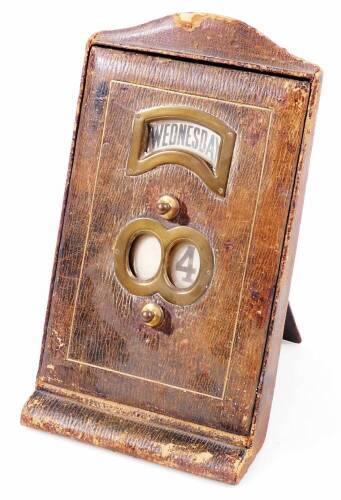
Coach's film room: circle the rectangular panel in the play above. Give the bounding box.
[67,79,271,398]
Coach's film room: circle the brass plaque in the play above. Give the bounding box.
[113,217,214,305]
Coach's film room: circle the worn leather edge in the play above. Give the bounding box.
[92,13,319,79]
[249,69,322,453]
[37,38,94,375]
[21,388,254,484]
[36,382,250,448]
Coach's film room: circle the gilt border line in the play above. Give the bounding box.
[66,78,273,400]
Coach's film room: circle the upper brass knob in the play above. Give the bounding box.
[156,195,180,220]
[141,303,164,328]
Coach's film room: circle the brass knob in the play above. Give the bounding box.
[141,303,164,328]
[156,195,180,220]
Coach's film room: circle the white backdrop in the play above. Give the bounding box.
[1,1,340,498]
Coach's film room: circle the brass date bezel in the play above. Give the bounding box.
[127,106,236,196]
[113,218,214,305]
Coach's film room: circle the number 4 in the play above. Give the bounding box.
[175,246,197,283]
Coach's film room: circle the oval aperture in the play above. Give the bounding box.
[167,242,200,289]
[129,234,162,281]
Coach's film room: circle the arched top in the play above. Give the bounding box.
[92,13,320,80]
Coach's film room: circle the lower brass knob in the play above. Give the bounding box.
[141,303,164,328]
[156,195,180,220]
